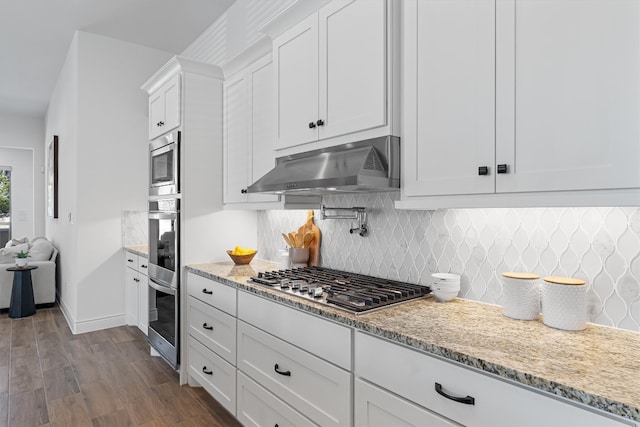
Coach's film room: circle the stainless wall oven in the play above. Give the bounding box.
[148,198,179,368]
[149,130,180,197]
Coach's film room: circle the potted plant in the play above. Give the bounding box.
[15,250,28,268]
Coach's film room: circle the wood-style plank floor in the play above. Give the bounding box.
[0,305,242,427]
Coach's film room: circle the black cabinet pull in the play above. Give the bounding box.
[202,366,213,375]
[497,164,508,174]
[127,258,134,262]
[202,323,213,330]
[308,121,317,129]
[241,188,248,194]
[478,166,489,176]
[202,289,213,295]
[435,382,475,405]
[316,119,325,127]
[274,364,291,377]
[140,264,147,268]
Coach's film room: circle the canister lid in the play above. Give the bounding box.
[502,272,539,280]
[543,276,586,286]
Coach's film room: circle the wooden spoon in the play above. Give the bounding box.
[281,233,292,247]
[288,232,298,248]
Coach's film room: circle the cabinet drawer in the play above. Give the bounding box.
[188,296,236,365]
[125,252,139,270]
[237,321,351,427]
[137,256,149,276]
[238,291,350,369]
[237,371,318,427]
[187,272,236,316]
[355,378,461,427]
[187,336,236,416]
[355,332,632,427]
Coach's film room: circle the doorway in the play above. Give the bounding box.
[0,167,11,247]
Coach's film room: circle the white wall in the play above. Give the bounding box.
[46,31,172,332]
[0,113,45,238]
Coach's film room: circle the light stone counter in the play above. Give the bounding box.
[186,259,640,424]
[124,245,148,257]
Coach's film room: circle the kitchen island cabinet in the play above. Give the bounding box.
[399,0,640,209]
[264,0,399,155]
[185,260,640,426]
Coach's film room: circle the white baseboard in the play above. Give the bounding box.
[56,295,127,334]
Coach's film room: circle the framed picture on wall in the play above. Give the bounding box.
[47,135,58,218]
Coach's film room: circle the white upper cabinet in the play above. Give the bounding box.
[223,54,280,207]
[400,0,640,208]
[403,0,496,197]
[148,74,181,140]
[495,0,640,193]
[274,13,319,149]
[272,0,396,153]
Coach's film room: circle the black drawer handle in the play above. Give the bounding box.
[435,382,475,405]
[202,323,213,331]
[497,163,508,174]
[202,289,213,295]
[274,364,291,377]
[478,166,489,176]
[127,258,134,262]
[140,264,147,268]
[202,366,213,375]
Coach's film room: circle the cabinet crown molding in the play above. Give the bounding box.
[259,0,331,40]
[221,36,272,78]
[141,55,223,94]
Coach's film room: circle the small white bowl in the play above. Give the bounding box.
[433,283,461,291]
[433,289,458,302]
[432,273,461,282]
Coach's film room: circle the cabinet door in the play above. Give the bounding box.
[223,73,249,204]
[125,267,138,326]
[496,0,640,193]
[319,0,387,140]
[355,379,461,427]
[248,58,279,203]
[403,0,496,197]
[162,75,181,135]
[149,75,181,140]
[137,275,148,335]
[274,13,319,149]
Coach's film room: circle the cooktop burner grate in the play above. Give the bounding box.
[249,266,430,314]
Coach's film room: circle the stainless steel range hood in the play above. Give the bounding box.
[247,136,400,197]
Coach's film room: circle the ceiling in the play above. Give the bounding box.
[0,0,235,118]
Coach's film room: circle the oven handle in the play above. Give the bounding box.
[149,212,178,220]
[149,278,176,296]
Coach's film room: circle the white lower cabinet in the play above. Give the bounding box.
[355,378,461,427]
[124,251,148,335]
[237,371,318,427]
[187,296,236,365]
[188,336,236,415]
[237,320,351,427]
[355,332,633,427]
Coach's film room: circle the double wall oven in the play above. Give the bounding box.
[148,129,180,368]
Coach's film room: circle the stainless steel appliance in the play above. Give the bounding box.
[149,130,180,197]
[148,198,179,368]
[247,136,400,196]
[250,267,430,314]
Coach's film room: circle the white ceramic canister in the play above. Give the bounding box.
[501,272,540,320]
[541,276,588,331]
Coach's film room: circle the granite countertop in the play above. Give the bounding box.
[186,259,640,423]
[124,245,148,257]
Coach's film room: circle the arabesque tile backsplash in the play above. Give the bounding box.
[257,193,640,332]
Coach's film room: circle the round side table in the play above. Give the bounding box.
[6,266,38,318]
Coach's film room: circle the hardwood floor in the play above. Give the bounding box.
[0,306,242,427]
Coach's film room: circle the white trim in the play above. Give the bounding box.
[259,0,331,40]
[221,36,272,78]
[57,295,127,334]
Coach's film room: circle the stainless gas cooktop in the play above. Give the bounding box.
[249,266,430,314]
